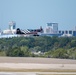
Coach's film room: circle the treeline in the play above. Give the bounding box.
[0,36,76,59]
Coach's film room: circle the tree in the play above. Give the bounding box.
[45,48,68,59]
[70,40,76,47]
[6,47,23,57]
[21,46,31,57]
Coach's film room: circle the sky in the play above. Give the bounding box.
[0,0,76,30]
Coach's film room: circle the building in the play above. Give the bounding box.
[0,21,76,38]
[42,23,76,37]
[2,21,16,35]
[58,30,76,37]
[44,23,58,34]
[9,21,16,30]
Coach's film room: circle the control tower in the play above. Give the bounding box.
[9,21,16,30]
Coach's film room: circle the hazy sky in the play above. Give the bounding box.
[0,0,76,30]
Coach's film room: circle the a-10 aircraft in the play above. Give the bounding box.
[16,27,43,36]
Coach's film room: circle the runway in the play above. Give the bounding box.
[0,57,76,75]
[0,63,76,70]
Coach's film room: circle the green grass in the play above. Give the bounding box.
[0,68,76,72]
[0,68,76,75]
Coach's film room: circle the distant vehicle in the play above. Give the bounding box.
[16,27,43,36]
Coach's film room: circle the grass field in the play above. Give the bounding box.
[0,68,76,72]
[0,57,76,64]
